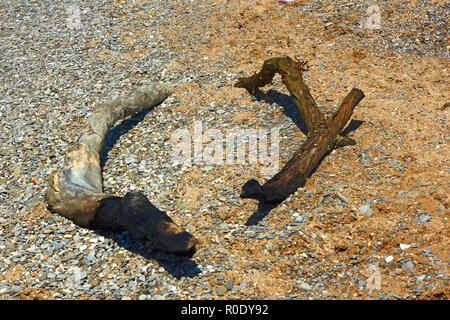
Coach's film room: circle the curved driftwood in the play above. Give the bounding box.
[45,83,197,254]
[236,57,365,204]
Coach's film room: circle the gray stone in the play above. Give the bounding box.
[404,261,415,270]
[417,275,425,282]
[225,279,233,290]
[79,271,88,280]
[337,193,348,204]
[359,204,373,217]
[219,222,229,233]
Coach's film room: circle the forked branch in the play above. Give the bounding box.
[236,57,365,204]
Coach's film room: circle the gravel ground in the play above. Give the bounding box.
[0,0,448,299]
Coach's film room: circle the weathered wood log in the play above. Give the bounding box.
[45,83,198,254]
[236,57,365,204]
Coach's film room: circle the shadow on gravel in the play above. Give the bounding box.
[243,89,365,226]
[94,229,202,279]
[253,88,308,135]
[100,106,155,171]
[253,88,365,137]
[96,104,201,279]
[245,202,278,226]
[341,119,365,136]
[242,88,308,226]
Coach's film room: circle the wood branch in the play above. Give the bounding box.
[45,83,198,254]
[236,57,365,204]
[236,57,323,134]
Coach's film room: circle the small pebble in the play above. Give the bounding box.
[90,279,100,287]
[225,279,233,290]
[216,274,225,281]
[400,243,411,250]
[359,204,373,217]
[216,286,227,296]
[337,193,348,204]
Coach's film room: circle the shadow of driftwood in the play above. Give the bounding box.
[242,90,365,226]
[95,104,200,278]
[241,88,306,226]
[245,202,278,226]
[93,228,201,279]
[253,88,308,135]
[100,107,155,171]
[342,119,365,136]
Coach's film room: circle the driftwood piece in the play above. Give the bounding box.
[236,57,365,204]
[45,83,197,254]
